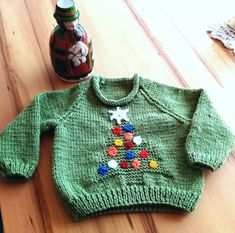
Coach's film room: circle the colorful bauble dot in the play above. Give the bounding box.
[98,166,108,175]
[112,126,122,135]
[124,141,134,149]
[108,160,118,169]
[131,160,141,169]
[140,150,149,158]
[114,139,123,147]
[120,161,129,169]
[125,151,135,159]
[149,160,158,169]
[124,133,133,140]
[133,136,142,145]
[123,124,133,132]
[108,146,118,157]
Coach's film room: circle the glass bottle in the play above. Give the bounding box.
[50,0,95,82]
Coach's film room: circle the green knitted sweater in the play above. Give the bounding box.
[0,74,234,220]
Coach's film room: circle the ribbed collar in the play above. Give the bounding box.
[92,74,140,106]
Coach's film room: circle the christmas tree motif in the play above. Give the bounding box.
[97,106,160,176]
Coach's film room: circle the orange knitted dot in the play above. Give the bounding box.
[131,160,141,169]
[124,133,133,140]
[108,146,118,157]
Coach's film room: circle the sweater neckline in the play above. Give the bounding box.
[92,74,140,106]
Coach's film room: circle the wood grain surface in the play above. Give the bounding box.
[0,0,235,232]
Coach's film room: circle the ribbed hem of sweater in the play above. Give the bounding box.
[64,186,201,221]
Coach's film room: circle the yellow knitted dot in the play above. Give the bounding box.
[149,160,158,169]
[114,139,123,147]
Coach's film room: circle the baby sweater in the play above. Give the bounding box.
[0,74,234,221]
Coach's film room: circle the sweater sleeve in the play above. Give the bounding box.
[0,85,82,179]
[141,78,235,171]
[185,89,235,171]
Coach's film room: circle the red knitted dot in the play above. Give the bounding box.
[140,150,149,158]
[120,161,128,169]
[112,127,122,135]
[124,141,134,149]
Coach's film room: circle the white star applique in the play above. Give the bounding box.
[108,107,129,124]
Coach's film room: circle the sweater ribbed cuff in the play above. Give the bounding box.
[187,152,222,171]
[0,162,35,179]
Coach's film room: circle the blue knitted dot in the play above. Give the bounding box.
[98,166,108,175]
[123,124,133,132]
[125,151,135,159]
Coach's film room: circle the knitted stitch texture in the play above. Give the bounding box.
[0,74,234,221]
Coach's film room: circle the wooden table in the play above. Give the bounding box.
[0,0,235,232]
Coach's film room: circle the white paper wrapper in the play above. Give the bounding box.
[207,18,235,54]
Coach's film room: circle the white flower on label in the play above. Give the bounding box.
[108,160,118,169]
[133,136,142,145]
[108,107,129,124]
[68,41,88,66]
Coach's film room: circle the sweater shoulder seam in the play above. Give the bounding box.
[56,82,90,126]
[34,92,61,130]
[140,85,191,124]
